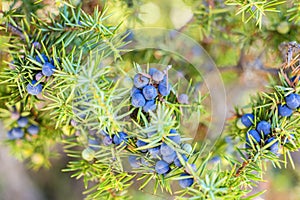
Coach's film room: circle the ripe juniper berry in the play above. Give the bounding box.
[42,62,56,77]
[168,129,181,144]
[174,154,188,167]
[155,160,170,174]
[11,127,24,139]
[265,137,279,154]
[143,100,156,112]
[152,70,164,82]
[149,146,161,158]
[178,173,194,188]
[245,129,261,148]
[113,132,128,146]
[36,53,49,63]
[27,125,39,135]
[256,121,271,136]
[17,117,28,127]
[158,77,171,96]
[26,80,43,95]
[133,74,149,88]
[182,143,192,153]
[178,94,189,104]
[160,142,175,156]
[7,130,15,140]
[131,93,146,107]
[241,113,254,128]
[136,140,148,153]
[149,68,158,76]
[131,87,142,95]
[285,93,300,109]
[278,104,293,117]
[162,151,177,164]
[142,85,158,100]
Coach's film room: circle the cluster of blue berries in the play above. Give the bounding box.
[239,114,279,154]
[278,93,300,117]
[26,52,60,95]
[7,114,39,140]
[128,129,194,188]
[131,68,171,112]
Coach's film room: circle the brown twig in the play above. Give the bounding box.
[235,158,251,177]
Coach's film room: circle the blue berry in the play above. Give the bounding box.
[245,129,261,148]
[88,138,100,151]
[103,135,113,146]
[142,85,158,100]
[241,113,254,128]
[7,130,15,140]
[143,100,156,112]
[26,80,42,95]
[178,173,194,188]
[152,70,164,82]
[174,154,188,167]
[27,125,39,135]
[131,93,146,107]
[162,151,177,164]
[133,74,149,88]
[42,62,55,77]
[285,93,300,109]
[278,104,293,117]
[149,146,161,158]
[155,160,170,174]
[36,54,48,63]
[256,121,271,136]
[160,143,175,156]
[11,127,24,139]
[17,117,28,127]
[149,68,158,76]
[128,155,141,168]
[136,140,148,152]
[170,129,176,133]
[168,130,181,144]
[131,87,142,95]
[178,94,189,104]
[182,143,192,153]
[113,132,128,146]
[265,137,279,154]
[158,78,171,96]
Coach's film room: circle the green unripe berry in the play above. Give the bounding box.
[82,148,95,161]
[236,118,247,129]
[277,21,289,35]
